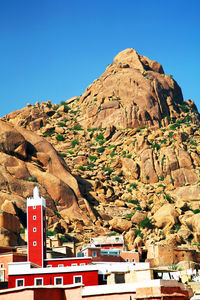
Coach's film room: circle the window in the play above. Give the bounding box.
[33,206,36,209]
[33,215,36,220]
[0,264,4,268]
[132,259,135,262]
[16,279,24,287]
[126,258,129,262]
[54,277,63,285]
[33,241,37,246]
[71,263,77,266]
[47,265,52,268]
[35,278,43,286]
[73,276,82,284]
[33,227,37,232]
[58,264,64,267]
[92,251,97,257]
[80,263,85,266]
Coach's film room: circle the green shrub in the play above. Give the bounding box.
[47,230,57,236]
[180,104,189,113]
[130,183,137,189]
[135,229,143,238]
[126,154,132,158]
[57,122,65,127]
[126,199,138,205]
[87,128,100,132]
[122,151,126,157]
[165,194,172,203]
[86,163,95,170]
[59,235,68,243]
[149,200,153,205]
[93,98,97,102]
[125,212,134,219]
[67,150,74,154]
[73,125,83,131]
[95,134,104,141]
[20,228,25,234]
[98,139,105,145]
[78,165,85,171]
[190,140,197,146]
[136,206,142,211]
[146,175,149,180]
[110,151,115,158]
[28,177,38,182]
[170,123,179,130]
[184,115,192,122]
[108,231,117,236]
[56,134,65,141]
[64,118,69,122]
[71,139,79,148]
[151,143,160,151]
[97,146,105,153]
[127,188,132,193]
[139,217,152,228]
[59,153,66,157]
[89,155,97,162]
[44,131,54,137]
[103,167,113,174]
[193,209,200,214]
[112,176,122,183]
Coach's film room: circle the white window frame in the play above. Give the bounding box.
[47,265,52,268]
[80,263,85,266]
[33,227,37,232]
[73,275,82,284]
[92,251,97,257]
[16,278,24,287]
[71,263,77,266]
[33,215,36,220]
[33,241,37,246]
[54,277,63,285]
[33,206,36,209]
[34,277,43,286]
[58,264,64,267]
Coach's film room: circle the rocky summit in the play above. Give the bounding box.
[1,48,200,250]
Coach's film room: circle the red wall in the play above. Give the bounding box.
[8,270,98,288]
[45,258,92,267]
[28,205,43,267]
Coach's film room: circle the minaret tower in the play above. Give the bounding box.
[27,186,46,267]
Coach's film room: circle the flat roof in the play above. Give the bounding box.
[44,257,92,261]
[8,264,98,276]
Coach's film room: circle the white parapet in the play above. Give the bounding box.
[27,186,46,207]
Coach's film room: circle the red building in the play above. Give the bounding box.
[27,187,46,267]
[8,262,98,288]
[7,187,99,289]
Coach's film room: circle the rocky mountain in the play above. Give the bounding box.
[1,48,200,250]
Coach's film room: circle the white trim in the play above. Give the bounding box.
[44,257,92,261]
[16,278,24,287]
[73,275,82,284]
[34,277,43,286]
[54,277,63,285]
[33,215,36,220]
[80,263,85,266]
[33,241,37,246]
[33,227,37,232]
[8,263,98,275]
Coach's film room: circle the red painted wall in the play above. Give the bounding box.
[28,205,45,267]
[45,258,92,267]
[8,270,98,288]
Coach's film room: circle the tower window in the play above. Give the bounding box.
[33,206,36,209]
[33,241,37,246]
[33,227,37,232]
[33,215,36,220]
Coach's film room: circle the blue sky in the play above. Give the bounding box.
[0,0,200,117]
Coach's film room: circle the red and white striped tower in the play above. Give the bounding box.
[27,186,46,267]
